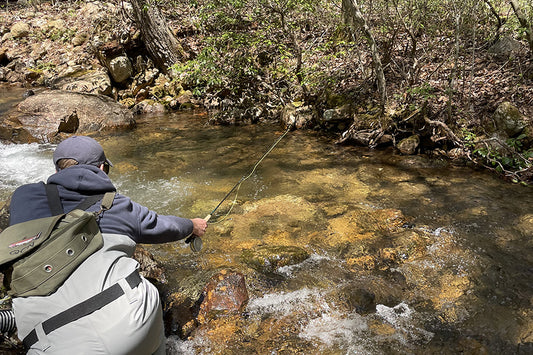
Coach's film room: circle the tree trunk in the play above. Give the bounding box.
[342,0,387,108]
[130,0,187,73]
[510,0,533,53]
[483,0,504,45]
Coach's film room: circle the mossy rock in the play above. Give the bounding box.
[241,245,310,274]
[493,102,526,137]
[397,135,420,155]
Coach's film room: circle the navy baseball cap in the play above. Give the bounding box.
[53,136,113,169]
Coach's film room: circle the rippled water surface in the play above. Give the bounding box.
[1,109,532,354]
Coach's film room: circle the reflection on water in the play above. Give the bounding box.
[0,85,27,117]
[1,111,532,354]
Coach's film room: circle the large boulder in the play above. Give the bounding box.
[10,22,30,39]
[54,69,113,96]
[492,101,526,137]
[0,90,135,143]
[488,36,524,60]
[108,55,133,83]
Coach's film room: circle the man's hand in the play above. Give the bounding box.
[191,218,208,237]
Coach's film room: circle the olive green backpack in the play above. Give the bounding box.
[0,184,115,297]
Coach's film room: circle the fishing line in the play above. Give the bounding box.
[186,124,292,252]
[207,125,292,223]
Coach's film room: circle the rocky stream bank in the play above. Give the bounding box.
[1,1,533,183]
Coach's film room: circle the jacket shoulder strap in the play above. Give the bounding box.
[44,183,63,215]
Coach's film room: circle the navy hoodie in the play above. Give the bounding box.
[9,165,194,244]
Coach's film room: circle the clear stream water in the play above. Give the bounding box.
[1,92,532,354]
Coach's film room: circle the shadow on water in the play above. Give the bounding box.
[1,107,532,354]
[0,86,27,117]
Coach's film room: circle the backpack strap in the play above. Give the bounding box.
[100,192,116,212]
[74,194,105,211]
[93,192,116,217]
[44,183,64,215]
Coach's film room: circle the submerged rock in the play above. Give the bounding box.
[163,269,248,339]
[334,285,376,315]
[516,214,533,237]
[241,245,310,274]
[326,207,411,248]
[197,270,249,320]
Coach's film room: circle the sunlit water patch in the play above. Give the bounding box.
[166,335,196,355]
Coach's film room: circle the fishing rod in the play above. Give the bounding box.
[186,124,293,252]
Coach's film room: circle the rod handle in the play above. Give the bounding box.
[204,214,211,222]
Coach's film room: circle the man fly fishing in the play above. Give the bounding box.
[3,135,207,354]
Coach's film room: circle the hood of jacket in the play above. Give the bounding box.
[47,165,116,194]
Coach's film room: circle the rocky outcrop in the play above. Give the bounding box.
[0,90,135,143]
